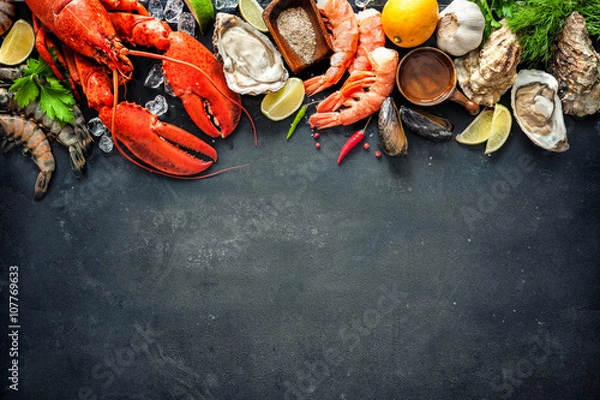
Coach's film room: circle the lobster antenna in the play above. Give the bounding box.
[126,49,258,147]
[111,69,118,134]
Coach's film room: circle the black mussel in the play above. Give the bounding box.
[378,97,408,156]
[400,106,455,143]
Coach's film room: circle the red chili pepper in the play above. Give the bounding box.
[337,116,372,165]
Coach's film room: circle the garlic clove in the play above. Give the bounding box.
[436,0,485,57]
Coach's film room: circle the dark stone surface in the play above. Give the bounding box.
[1,1,599,399]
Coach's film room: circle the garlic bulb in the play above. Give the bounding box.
[436,0,485,57]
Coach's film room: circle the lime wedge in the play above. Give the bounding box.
[183,0,215,35]
[0,19,35,66]
[238,0,269,33]
[485,104,512,154]
[455,108,494,145]
[261,77,305,121]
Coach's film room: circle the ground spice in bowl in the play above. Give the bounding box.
[276,7,316,64]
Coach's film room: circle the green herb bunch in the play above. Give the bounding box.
[469,0,515,40]
[506,0,600,68]
[10,57,76,126]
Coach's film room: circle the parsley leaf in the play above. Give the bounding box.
[9,57,76,126]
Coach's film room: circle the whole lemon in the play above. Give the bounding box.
[382,0,439,48]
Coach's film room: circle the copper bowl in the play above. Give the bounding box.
[263,0,333,74]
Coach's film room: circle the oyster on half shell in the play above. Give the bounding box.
[213,13,289,95]
[511,69,569,153]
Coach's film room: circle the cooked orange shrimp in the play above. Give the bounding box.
[303,0,359,96]
[309,47,399,129]
[349,8,386,74]
[0,115,55,200]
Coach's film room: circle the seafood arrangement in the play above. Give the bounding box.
[0,0,598,200]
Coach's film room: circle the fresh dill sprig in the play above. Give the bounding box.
[507,0,600,68]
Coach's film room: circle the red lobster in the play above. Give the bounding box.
[24,0,245,177]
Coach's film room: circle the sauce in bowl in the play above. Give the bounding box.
[396,47,480,114]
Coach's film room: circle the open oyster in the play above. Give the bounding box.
[455,20,522,107]
[511,69,569,153]
[549,12,600,117]
[212,13,289,95]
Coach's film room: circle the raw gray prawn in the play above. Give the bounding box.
[0,115,55,200]
[0,87,93,176]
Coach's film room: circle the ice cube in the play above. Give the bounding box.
[98,135,114,153]
[87,117,107,137]
[215,0,238,10]
[354,0,371,7]
[164,81,176,97]
[177,12,196,35]
[164,0,184,23]
[145,95,169,116]
[148,0,164,19]
[144,62,165,88]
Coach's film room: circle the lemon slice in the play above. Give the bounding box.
[455,108,494,145]
[183,0,215,35]
[485,104,512,154]
[0,20,35,66]
[260,77,305,121]
[239,0,269,33]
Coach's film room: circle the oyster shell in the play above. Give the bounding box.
[549,12,600,117]
[212,13,289,95]
[511,69,569,153]
[455,20,522,107]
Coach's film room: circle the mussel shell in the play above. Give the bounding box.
[400,106,454,143]
[378,97,408,156]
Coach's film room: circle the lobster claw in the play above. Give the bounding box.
[98,103,217,176]
[108,15,242,139]
[163,32,242,138]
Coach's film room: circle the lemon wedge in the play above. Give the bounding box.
[0,20,35,66]
[183,0,215,35]
[455,108,494,145]
[485,104,512,154]
[260,77,305,121]
[239,0,269,33]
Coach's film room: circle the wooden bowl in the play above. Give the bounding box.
[263,0,333,74]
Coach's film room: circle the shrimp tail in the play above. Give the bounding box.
[309,112,341,130]
[34,171,53,201]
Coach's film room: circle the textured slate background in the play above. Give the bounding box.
[1,0,599,399]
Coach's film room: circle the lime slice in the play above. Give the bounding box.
[261,77,305,121]
[0,19,35,66]
[238,0,269,33]
[485,104,512,154]
[183,0,215,35]
[455,108,494,145]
